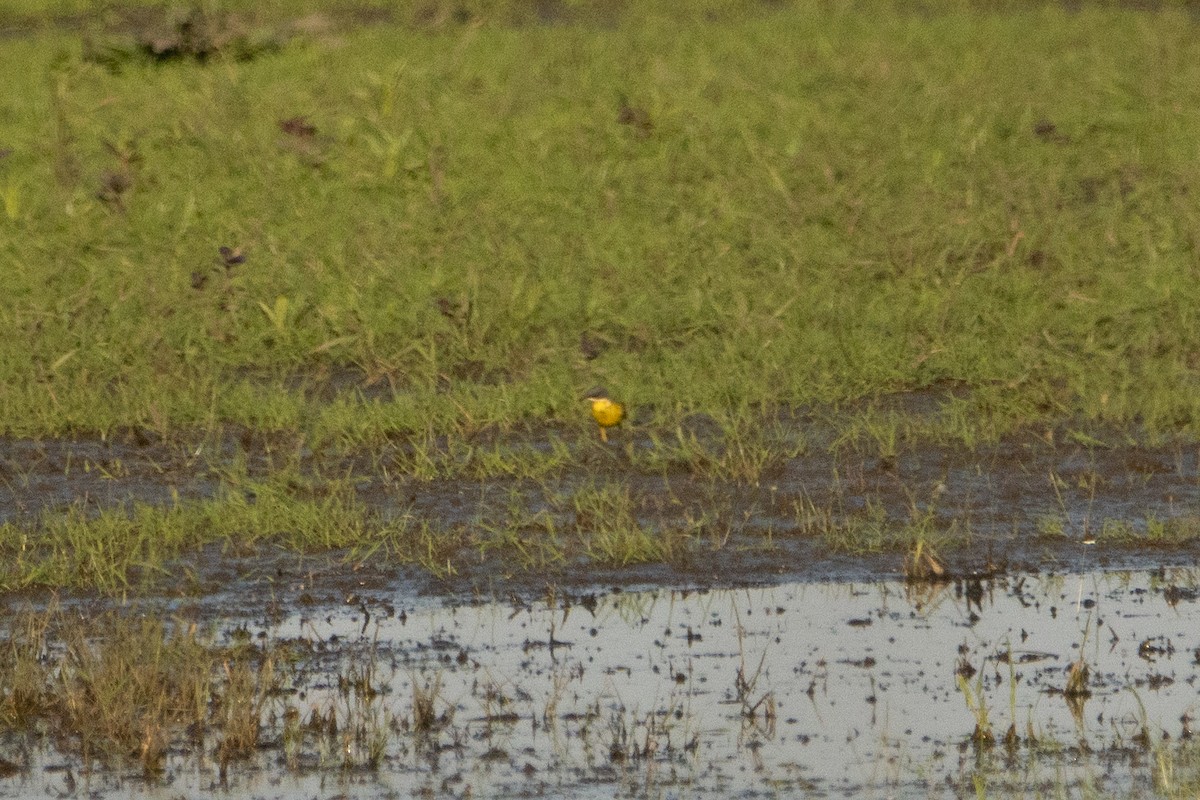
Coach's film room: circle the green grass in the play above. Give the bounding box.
[0,466,731,591]
[4,1,1200,589]
[2,1,1200,444]
[0,471,427,591]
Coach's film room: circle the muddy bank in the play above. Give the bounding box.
[2,411,1199,598]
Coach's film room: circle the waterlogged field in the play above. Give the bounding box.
[3,0,1200,797]
[5,571,1200,798]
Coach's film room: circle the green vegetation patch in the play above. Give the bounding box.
[0,462,452,591]
[0,470,730,592]
[1,2,1199,444]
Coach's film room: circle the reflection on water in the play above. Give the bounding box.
[3,569,1200,798]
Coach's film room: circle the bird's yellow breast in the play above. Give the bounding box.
[590,398,625,428]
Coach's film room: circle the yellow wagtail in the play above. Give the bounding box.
[584,386,625,442]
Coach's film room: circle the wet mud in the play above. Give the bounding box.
[3,410,1200,594]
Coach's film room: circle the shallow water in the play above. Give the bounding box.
[5,568,1199,798]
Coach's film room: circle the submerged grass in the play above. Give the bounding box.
[1036,513,1200,547]
[0,605,406,777]
[794,495,969,558]
[0,608,233,772]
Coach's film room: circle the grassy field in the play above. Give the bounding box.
[1,0,1200,592]
[2,0,1198,442]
